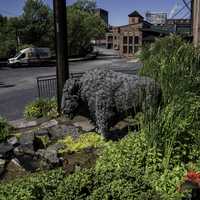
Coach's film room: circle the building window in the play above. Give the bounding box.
[129,46,133,54]
[132,18,135,24]
[123,36,127,44]
[114,36,117,40]
[123,46,127,53]
[129,36,133,45]
[134,36,139,44]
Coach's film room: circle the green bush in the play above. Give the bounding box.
[140,35,200,104]
[24,98,58,119]
[59,132,107,153]
[0,116,11,142]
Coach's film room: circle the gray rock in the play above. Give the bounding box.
[17,132,35,154]
[40,119,58,129]
[47,143,65,152]
[19,132,34,146]
[34,129,49,137]
[36,149,60,166]
[49,124,78,139]
[73,116,95,132]
[62,68,161,137]
[0,143,14,158]
[7,137,19,147]
[0,159,6,175]
[9,119,38,129]
[14,145,35,156]
[3,158,27,180]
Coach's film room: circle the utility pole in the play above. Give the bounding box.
[53,0,69,114]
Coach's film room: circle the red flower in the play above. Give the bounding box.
[185,171,200,185]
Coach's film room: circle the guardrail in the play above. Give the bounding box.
[37,72,84,99]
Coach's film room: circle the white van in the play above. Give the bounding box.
[8,47,51,67]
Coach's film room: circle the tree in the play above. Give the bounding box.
[73,0,96,12]
[0,15,18,59]
[67,4,106,57]
[20,0,54,47]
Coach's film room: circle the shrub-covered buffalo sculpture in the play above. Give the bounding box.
[62,68,161,137]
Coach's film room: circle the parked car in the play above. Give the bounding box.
[8,47,51,67]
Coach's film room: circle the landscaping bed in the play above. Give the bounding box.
[0,35,200,199]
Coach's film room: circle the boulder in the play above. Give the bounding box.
[0,143,14,158]
[9,119,38,129]
[40,119,58,129]
[34,129,49,137]
[17,132,35,155]
[7,136,19,147]
[3,158,27,181]
[36,149,60,167]
[48,124,79,140]
[73,116,95,132]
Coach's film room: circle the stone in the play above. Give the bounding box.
[36,149,60,166]
[34,129,49,137]
[3,158,27,181]
[49,124,78,140]
[40,119,58,129]
[0,159,6,175]
[19,132,34,146]
[47,143,65,152]
[73,121,95,132]
[14,145,35,156]
[0,143,14,158]
[9,119,38,129]
[112,120,129,130]
[7,136,19,147]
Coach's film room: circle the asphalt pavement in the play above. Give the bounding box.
[0,48,142,120]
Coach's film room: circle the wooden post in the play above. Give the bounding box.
[53,0,69,113]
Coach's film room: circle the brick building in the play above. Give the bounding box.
[106,11,162,57]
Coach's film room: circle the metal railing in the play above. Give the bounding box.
[37,72,84,99]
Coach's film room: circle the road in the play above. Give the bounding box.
[0,49,142,120]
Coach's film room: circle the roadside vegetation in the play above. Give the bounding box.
[0,116,11,142]
[0,35,200,199]
[24,98,58,119]
[0,0,106,60]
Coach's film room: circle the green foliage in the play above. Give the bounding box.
[0,116,11,142]
[59,132,106,153]
[140,35,200,104]
[67,6,106,57]
[24,98,58,119]
[20,0,54,47]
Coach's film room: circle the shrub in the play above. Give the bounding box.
[0,116,11,142]
[59,132,107,153]
[140,35,200,104]
[24,98,58,119]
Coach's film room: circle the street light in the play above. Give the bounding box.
[53,0,69,114]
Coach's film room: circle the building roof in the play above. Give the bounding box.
[128,11,144,18]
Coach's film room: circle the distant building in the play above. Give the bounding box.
[106,11,168,57]
[95,8,109,27]
[193,0,200,46]
[165,19,192,35]
[146,12,167,25]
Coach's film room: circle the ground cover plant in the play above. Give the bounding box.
[0,35,200,199]
[24,98,58,119]
[0,116,11,142]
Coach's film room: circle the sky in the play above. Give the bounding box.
[0,0,190,26]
